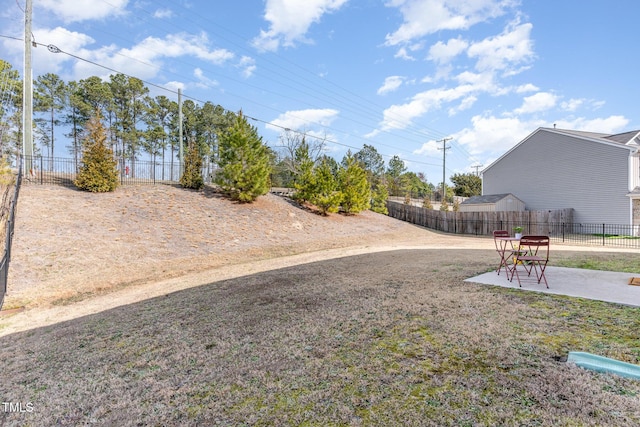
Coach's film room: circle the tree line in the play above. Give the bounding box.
[0,59,481,210]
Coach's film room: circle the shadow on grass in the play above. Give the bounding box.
[1,249,639,426]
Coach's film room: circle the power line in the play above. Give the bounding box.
[132,0,453,144]
[1,0,454,166]
[2,35,443,168]
[2,0,464,171]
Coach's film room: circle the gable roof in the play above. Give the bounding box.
[553,128,640,146]
[483,127,640,175]
[461,193,516,205]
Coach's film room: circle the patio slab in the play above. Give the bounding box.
[465,266,640,307]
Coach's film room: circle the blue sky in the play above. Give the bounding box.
[1,0,638,184]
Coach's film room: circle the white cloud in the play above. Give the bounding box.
[193,68,218,88]
[125,33,234,65]
[561,98,584,112]
[515,83,538,93]
[452,114,630,165]
[467,21,534,73]
[267,108,340,132]
[252,0,349,51]
[514,92,557,114]
[374,16,536,135]
[38,0,129,23]
[30,28,237,83]
[377,76,405,95]
[384,0,514,46]
[238,56,257,78]
[31,27,96,76]
[454,70,496,90]
[453,114,544,156]
[164,81,185,92]
[413,139,441,156]
[394,47,416,61]
[448,95,477,115]
[553,116,629,134]
[379,84,475,130]
[428,37,469,64]
[560,98,605,112]
[153,9,173,19]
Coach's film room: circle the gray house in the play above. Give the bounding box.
[482,127,640,226]
[459,193,525,212]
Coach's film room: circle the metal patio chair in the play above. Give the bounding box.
[509,235,550,288]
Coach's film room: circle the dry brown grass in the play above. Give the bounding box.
[1,250,639,426]
[1,185,640,426]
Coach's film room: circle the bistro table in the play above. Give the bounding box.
[494,236,522,276]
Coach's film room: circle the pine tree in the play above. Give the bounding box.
[310,158,341,215]
[74,111,118,192]
[215,111,271,202]
[292,142,316,203]
[370,183,389,214]
[338,151,370,214]
[422,196,433,210]
[180,139,204,189]
[293,156,316,203]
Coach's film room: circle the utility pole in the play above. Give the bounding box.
[471,164,483,176]
[178,88,183,178]
[437,138,451,203]
[23,0,34,174]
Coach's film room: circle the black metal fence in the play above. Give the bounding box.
[21,155,218,187]
[0,156,22,310]
[387,201,640,249]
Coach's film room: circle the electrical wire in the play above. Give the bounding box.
[2,33,445,167]
[20,0,475,170]
[95,0,456,147]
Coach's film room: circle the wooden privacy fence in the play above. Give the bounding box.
[386,201,573,236]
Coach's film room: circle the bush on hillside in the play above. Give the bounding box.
[215,111,271,202]
[75,112,118,193]
[338,152,370,215]
[180,140,204,190]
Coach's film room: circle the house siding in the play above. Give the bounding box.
[483,129,632,224]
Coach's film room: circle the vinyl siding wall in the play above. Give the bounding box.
[483,130,632,224]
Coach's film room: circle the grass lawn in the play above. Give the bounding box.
[1,249,639,426]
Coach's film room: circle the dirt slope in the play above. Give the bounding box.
[8,184,491,312]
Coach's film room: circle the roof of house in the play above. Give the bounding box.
[553,128,640,146]
[483,127,640,175]
[460,193,517,205]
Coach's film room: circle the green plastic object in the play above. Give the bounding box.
[567,351,640,380]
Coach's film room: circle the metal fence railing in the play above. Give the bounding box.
[21,155,193,187]
[387,201,640,249]
[20,155,222,187]
[0,156,22,310]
